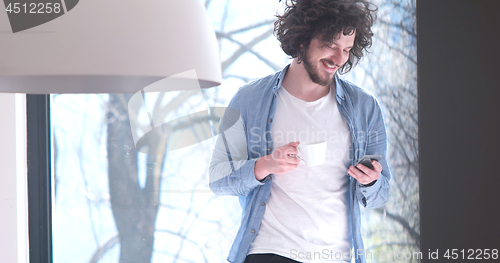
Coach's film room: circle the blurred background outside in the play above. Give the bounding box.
[51,0,418,262]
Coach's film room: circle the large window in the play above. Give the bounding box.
[31,0,418,262]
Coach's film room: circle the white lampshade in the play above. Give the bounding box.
[0,0,221,93]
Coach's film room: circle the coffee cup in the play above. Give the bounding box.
[297,141,327,166]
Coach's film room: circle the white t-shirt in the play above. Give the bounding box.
[248,84,352,262]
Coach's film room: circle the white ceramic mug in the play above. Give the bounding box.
[297,141,327,166]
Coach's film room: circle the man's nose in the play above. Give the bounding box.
[331,49,347,66]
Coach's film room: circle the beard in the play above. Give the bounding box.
[302,51,336,87]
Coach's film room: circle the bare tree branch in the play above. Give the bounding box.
[374,208,420,247]
[377,18,416,37]
[218,28,279,71]
[225,19,276,35]
[366,242,417,250]
[153,229,209,263]
[223,74,252,83]
[76,96,100,247]
[88,235,120,263]
[373,35,417,65]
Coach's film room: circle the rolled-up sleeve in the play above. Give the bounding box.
[355,99,391,208]
[209,106,263,196]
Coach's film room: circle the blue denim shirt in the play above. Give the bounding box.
[209,65,391,263]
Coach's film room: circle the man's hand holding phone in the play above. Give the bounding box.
[347,155,383,186]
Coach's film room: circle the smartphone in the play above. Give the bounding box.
[355,155,382,170]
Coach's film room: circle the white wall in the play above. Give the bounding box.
[0,93,28,263]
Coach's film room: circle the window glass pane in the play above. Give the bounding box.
[350,1,419,261]
[52,1,418,262]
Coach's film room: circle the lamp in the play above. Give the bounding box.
[0,0,222,93]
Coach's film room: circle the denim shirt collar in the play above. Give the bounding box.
[272,64,288,95]
[273,64,347,105]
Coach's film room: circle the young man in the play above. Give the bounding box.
[209,0,391,262]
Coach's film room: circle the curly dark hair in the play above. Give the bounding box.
[274,0,377,74]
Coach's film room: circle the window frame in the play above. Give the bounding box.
[26,94,52,263]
